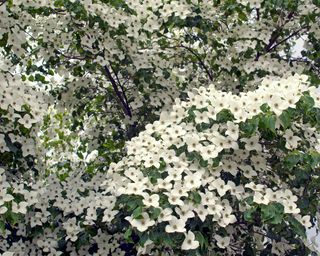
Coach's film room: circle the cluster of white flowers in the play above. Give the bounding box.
[102,74,319,253]
[0,0,319,255]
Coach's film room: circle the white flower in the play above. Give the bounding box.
[241,135,262,151]
[219,160,238,176]
[121,182,147,196]
[0,206,7,214]
[144,154,160,168]
[181,231,199,250]
[2,252,15,256]
[175,204,195,221]
[268,94,288,116]
[185,134,200,152]
[295,214,312,228]
[158,208,173,223]
[225,121,239,140]
[18,114,33,129]
[0,191,14,205]
[184,172,202,190]
[194,205,208,222]
[283,201,300,214]
[199,145,219,161]
[245,182,265,192]
[207,203,223,216]
[228,181,245,200]
[208,178,231,196]
[137,239,154,256]
[165,216,186,233]
[214,234,230,249]
[195,110,210,124]
[253,192,270,205]
[102,209,119,222]
[142,194,160,208]
[283,129,300,149]
[164,192,184,206]
[125,213,155,232]
[239,165,257,178]
[12,201,28,214]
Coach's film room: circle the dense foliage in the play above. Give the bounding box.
[0,0,320,255]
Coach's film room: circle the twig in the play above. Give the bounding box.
[267,26,309,52]
[0,0,7,6]
[103,65,132,118]
[255,11,295,61]
[110,65,132,117]
[180,44,214,81]
[160,32,214,81]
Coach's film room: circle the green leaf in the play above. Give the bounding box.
[0,220,5,234]
[298,94,315,111]
[195,231,208,249]
[260,203,284,224]
[260,114,276,132]
[132,206,143,219]
[279,110,292,129]
[244,206,257,222]
[240,117,259,137]
[199,157,208,167]
[124,227,132,241]
[287,215,306,238]
[284,151,302,170]
[216,109,234,123]
[149,208,161,220]
[6,212,21,225]
[190,191,201,204]
[0,33,8,47]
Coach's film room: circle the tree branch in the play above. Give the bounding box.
[103,65,132,118]
[267,26,309,52]
[180,44,214,81]
[0,0,7,6]
[159,33,214,81]
[255,11,295,61]
[109,65,132,117]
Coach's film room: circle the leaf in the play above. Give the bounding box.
[199,157,208,167]
[260,203,284,224]
[132,206,143,219]
[260,114,276,133]
[240,117,259,137]
[149,208,161,220]
[195,231,208,249]
[279,110,292,129]
[124,227,132,241]
[308,150,320,168]
[190,191,201,204]
[0,33,8,47]
[216,109,234,123]
[244,206,257,222]
[287,215,306,238]
[0,220,5,234]
[284,151,302,170]
[6,212,21,225]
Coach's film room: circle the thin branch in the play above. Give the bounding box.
[160,32,214,81]
[0,0,7,6]
[180,44,213,81]
[103,65,132,118]
[255,11,295,61]
[110,65,132,117]
[280,57,320,75]
[267,26,309,52]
